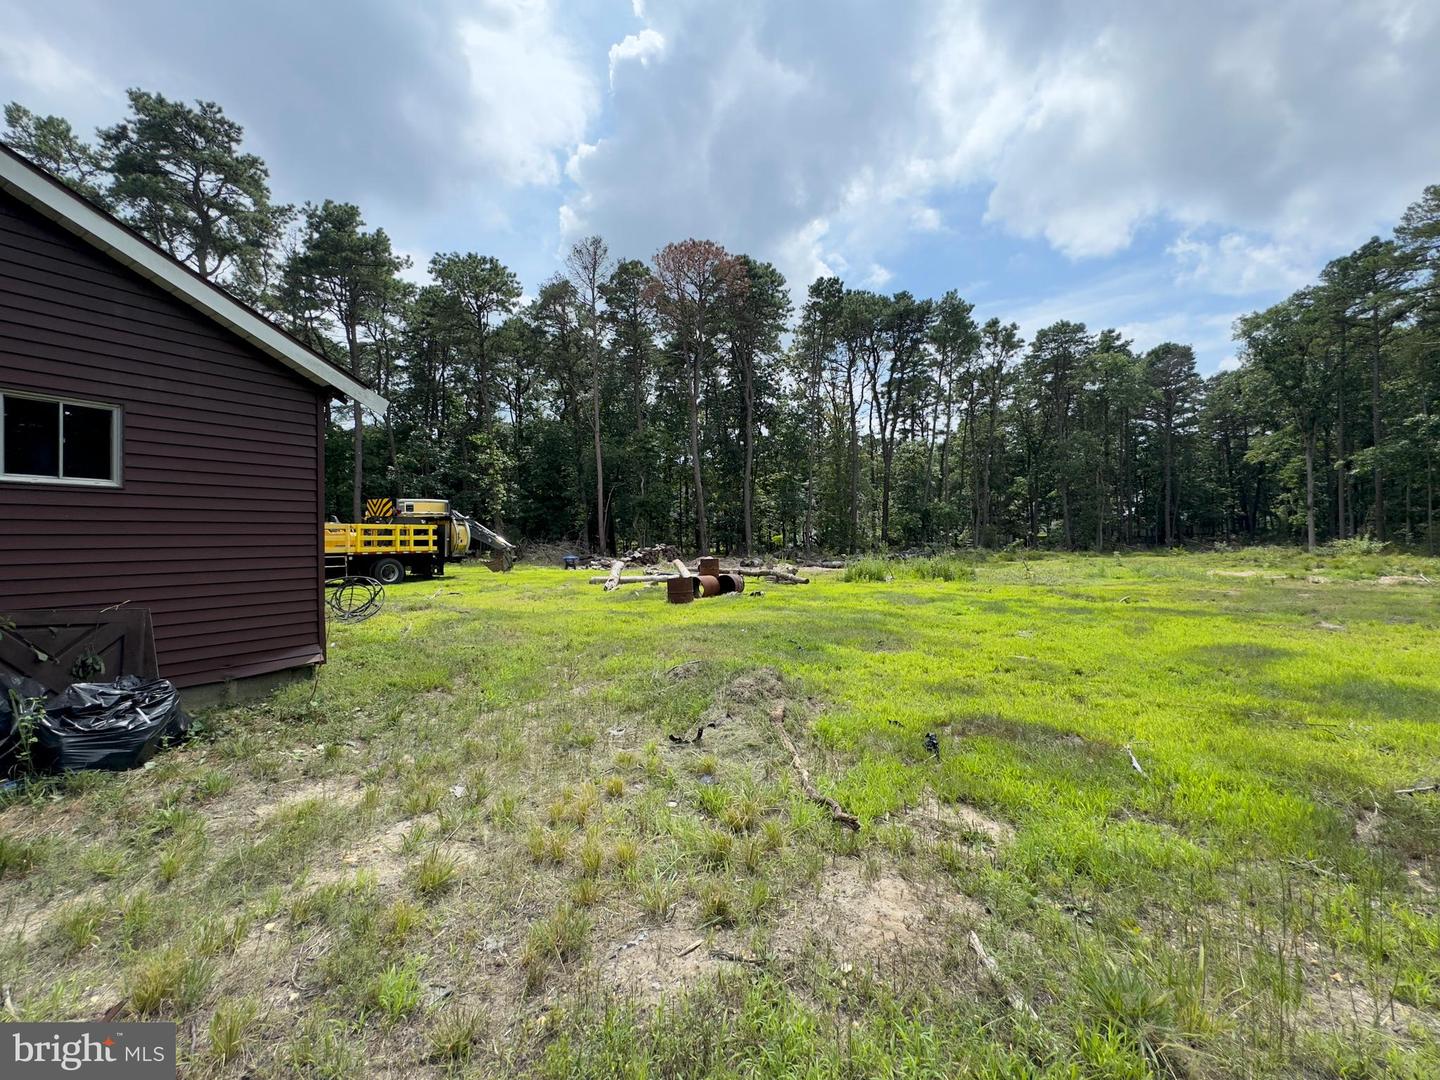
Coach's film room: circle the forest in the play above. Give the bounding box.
[7,92,1438,555]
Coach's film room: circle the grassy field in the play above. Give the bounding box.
[2,548,1439,1078]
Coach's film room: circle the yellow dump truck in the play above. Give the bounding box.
[389,498,516,572]
[324,498,517,584]
[324,520,443,584]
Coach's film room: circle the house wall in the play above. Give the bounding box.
[0,190,326,689]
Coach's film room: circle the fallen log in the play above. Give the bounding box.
[590,566,810,587]
[768,703,859,830]
[737,569,810,584]
[603,560,625,591]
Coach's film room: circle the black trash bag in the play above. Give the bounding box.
[34,675,190,772]
[1,675,50,778]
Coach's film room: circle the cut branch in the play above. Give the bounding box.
[1395,782,1439,796]
[769,703,859,830]
[1123,744,1146,777]
[968,930,1037,1018]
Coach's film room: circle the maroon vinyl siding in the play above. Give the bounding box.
[0,190,326,688]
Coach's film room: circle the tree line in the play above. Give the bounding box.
[7,93,1436,554]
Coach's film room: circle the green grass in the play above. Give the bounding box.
[844,553,977,581]
[1,549,1437,1075]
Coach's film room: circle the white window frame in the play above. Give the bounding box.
[0,388,123,487]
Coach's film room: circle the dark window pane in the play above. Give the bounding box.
[63,404,114,480]
[3,395,60,477]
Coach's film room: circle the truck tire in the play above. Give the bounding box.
[371,558,405,585]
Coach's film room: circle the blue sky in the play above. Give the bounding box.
[3,0,1438,373]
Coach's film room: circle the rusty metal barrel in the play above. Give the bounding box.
[717,572,745,594]
[696,574,722,598]
[697,556,721,577]
[666,576,698,604]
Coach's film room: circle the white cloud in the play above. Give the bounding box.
[910,206,942,232]
[1167,232,1317,297]
[950,2,1440,260]
[563,3,940,289]
[0,31,110,99]
[608,28,665,88]
[454,0,598,188]
[863,263,893,288]
[774,217,841,289]
[983,268,1243,373]
[563,0,1440,300]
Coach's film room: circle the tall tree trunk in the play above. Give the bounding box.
[1428,447,1435,556]
[1163,423,1175,544]
[938,393,954,503]
[347,327,364,523]
[689,346,708,554]
[1370,312,1384,538]
[1428,397,1436,555]
[847,364,861,549]
[880,441,894,543]
[1095,461,1105,552]
[848,410,861,549]
[802,373,818,556]
[592,384,606,555]
[923,393,940,539]
[1304,427,1316,552]
[1059,478,1072,548]
[1336,326,1347,538]
[961,392,979,543]
[386,416,398,488]
[742,352,755,556]
[1117,415,1128,544]
[1250,463,1266,540]
[978,409,993,547]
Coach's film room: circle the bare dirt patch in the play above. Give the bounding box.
[667,666,795,763]
[0,881,109,946]
[1377,575,1433,586]
[1354,806,1384,846]
[901,793,1013,847]
[599,924,740,1001]
[703,667,788,722]
[259,777,365,817]
[777,860,982,967]
[310,818,416,888]
[196,776,365,838]
[1304,976,1440,1040]
[307,813,482,890]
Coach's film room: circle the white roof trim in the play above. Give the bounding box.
[0,146,388,417]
